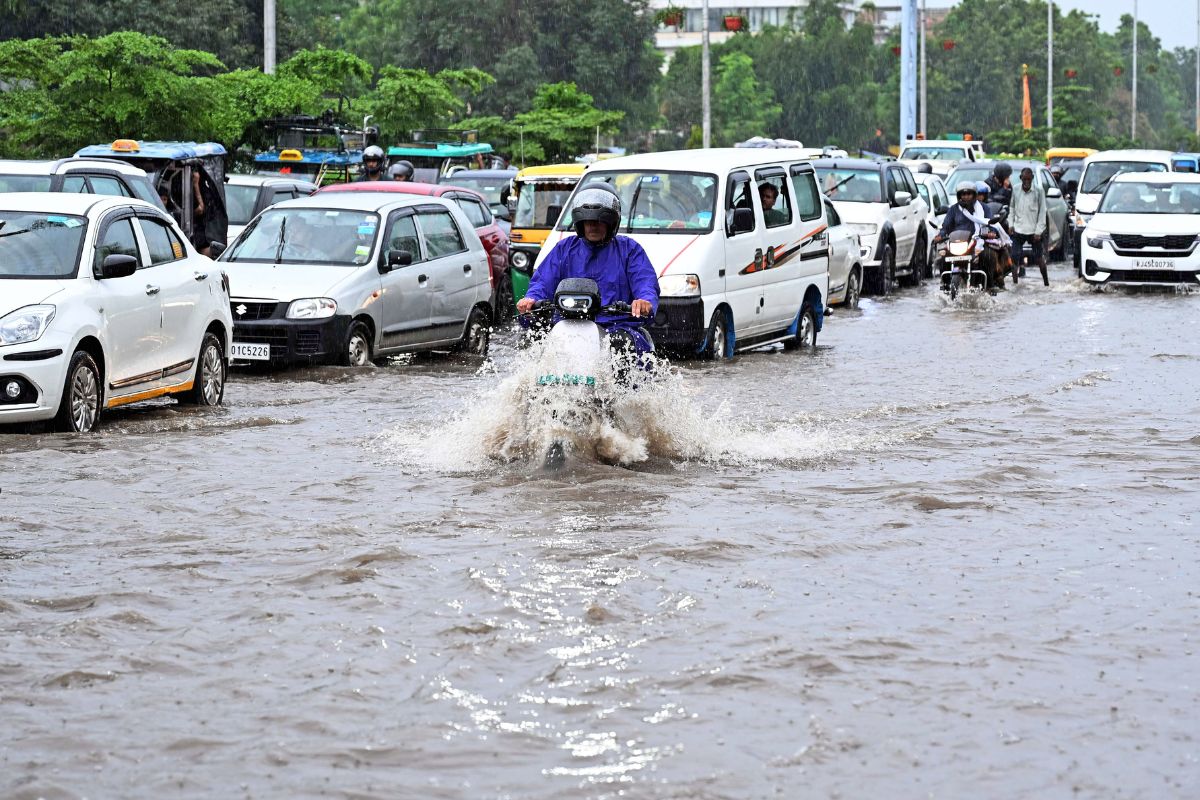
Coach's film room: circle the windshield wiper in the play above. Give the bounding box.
[274,215,287,262]
[0,228,31,239]
[626,180,645,233]
[825,174,855,195]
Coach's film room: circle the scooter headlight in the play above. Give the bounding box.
[510,250,531,272]
[556,293,594,319]
[947,240,971,256]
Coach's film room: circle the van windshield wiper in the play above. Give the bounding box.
[626,180,645,233]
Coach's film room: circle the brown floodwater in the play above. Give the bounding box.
[2,264,1198,799]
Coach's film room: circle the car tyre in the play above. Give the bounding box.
[178,332,225,406]
[494,271,515,324]
[872,244,895,296]
[343,320,372,367]
[54,350,101,433]
[703,309,731,360]
[845,268,861,309]
[457,306,491,357]
[783,303,817,350]
[907,236,925,286]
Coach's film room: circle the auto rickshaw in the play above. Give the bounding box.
[507,163,586,303]
[75,139,229,252]
[1171,152,1200,173]
[387,130,503,184]
[252,114,373,185]
[1045,147,1097,167]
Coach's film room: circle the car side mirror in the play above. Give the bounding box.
[1046,187,1062,199]
[99,253,138,279]
[209,241,227,258]
[893,190,912,207]
[935,204,949,215]
[383,249,413,272]
[726,207,754,235]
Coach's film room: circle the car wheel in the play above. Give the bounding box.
[494,271,515,324]
[873,244,895,296]
[845,268,861,309]
[54,350,101,433]
[783,303,817,350]
[457,306,491,357]
[907,236,925,286]
[342,321,372,367]
[704,309,731,360]
[178,332,225,406]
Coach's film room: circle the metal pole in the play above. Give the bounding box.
[701,0,711,148]
[900,0,917,144]
[919,0,927,137]
[1132,0,1138,141]
[1047,0,1054,147]
[264,0,276,74]
[1195,0,1199,135]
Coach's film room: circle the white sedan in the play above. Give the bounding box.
[1079,173,1200,288]
[913,172,952,277]
[0,194,232,432]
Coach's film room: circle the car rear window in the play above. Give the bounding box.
[0,175,53,193]
[0,211,87,278]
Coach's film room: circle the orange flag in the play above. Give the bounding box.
[1022,63,1033,130]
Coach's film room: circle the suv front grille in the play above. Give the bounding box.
[231,301,279,321]
[1110,233,1197,251]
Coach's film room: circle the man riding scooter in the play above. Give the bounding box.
[516,184,659,366]
[932,181,1007,294]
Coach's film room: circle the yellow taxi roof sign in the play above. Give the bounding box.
[279,149,304,161]
[111,139,140,152]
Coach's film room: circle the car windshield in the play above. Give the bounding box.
[1081,161,1168,194]
[1099,182,1200,214]
[225,185,260,225]
[0,175,53,193]
[815,168,883,203]
[515,180,577,229]
[0,211,87,278]
[901,146,968,160]
[224,208,380,266]
[944,166,991,189]
[444,175,508,207]
[557,171,717,233]
[1062,165,1083,184]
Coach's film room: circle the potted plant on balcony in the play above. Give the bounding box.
[656,5,684,27]
[723,14,746,32]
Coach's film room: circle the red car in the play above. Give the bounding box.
[320,181,512,320]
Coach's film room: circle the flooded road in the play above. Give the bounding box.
[3,263,1198,799]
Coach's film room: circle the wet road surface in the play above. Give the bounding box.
[2,263,1198,798]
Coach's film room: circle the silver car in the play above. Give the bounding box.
[219,193,493,366]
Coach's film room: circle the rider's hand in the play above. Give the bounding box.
[516,297,536,314]
[631,299,653,318]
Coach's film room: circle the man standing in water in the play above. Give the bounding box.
[1009,167,1049,286]
[516,183,659,358]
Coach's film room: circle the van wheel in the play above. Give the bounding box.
[873,245,895,295]
[54,350,101,433]
[704,310,731,360]
[845,269,861,309]
[178,332,225,406]
[457,306,491,357]
[784,304,817,350]
[342,321,372,367]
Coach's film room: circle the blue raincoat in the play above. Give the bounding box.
[525,235,660,352]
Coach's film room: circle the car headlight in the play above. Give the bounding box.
[0,304,56,346]
[1086,232,1112,249]
[510,250,531,271]
[1072,211,1091,227]
[847,223,878,237]
[285,298,337,319]
[659,273,701,297]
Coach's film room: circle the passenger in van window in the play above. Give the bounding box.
[758,183,787,227]
[516,184,659,359]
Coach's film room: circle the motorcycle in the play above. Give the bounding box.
[521,278,637,470]
[937,212,1010,299]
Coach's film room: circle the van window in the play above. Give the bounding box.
[384,212,423,263]
[755,171,792,228]
[94,217,140,273]
[790,168,821,221]
[726,171,756,235]
[418,210,467,258]
[824,199,841,226]
[138,217,185,266]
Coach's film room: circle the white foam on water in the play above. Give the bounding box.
[372,339,929,474]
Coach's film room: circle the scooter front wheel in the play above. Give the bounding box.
[544,441,566,471]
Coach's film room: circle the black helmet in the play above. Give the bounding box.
[992,161,1012,181]
[388,160,413,181]
[571,184,622,244]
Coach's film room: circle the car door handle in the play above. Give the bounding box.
[193,271,208,281]
[418,274,428,283]
[145,285,160,296]
[462,264,472,274]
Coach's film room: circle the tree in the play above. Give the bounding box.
[465,82,624,164]
[364,67,494,138]
[711,52,781,145]
[277,46,372,114]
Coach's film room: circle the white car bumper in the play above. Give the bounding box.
[1079,236,1200,286]
[0,340,70,424]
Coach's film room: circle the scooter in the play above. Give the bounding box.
[522,278,634,470]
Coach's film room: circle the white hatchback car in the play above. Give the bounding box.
[1079,172,1200,288]
[0,194,232,432]
[823,197,865,308]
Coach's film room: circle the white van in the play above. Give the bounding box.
[534,149,831,357]
[1070,149,1173,271]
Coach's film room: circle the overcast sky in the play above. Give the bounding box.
[933,1,1198,53]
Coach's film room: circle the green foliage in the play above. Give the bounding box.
[278,46,372,112]
[205,69,325,151]
[465,82,624,164]
[364,67,495,136]
[711,53,781,145]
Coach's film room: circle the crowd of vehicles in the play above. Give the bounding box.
[3,130,1199,433]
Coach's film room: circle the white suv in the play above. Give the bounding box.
[0,194,233,432]
[0,158,162,207]
[815,159,929,295]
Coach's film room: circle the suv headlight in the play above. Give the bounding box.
[847,223,878,237]
[1086,232,1112,249]
[286,298,337,319]
[1072,211,1091,227]
[659,273,701,297]
[0,305,56,345]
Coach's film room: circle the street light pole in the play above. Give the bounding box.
[1132,0,1138,141]
[264,0,276,74]
[1195,0,1199,136]
[1047,1,1054,148]
[919,0,927,137]
[701,0,711,148]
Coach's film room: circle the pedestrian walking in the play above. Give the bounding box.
[1009,167,1049,286]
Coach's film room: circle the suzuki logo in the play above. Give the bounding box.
[235,304,247,316]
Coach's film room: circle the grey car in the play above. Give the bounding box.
[946,160,1071,261]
